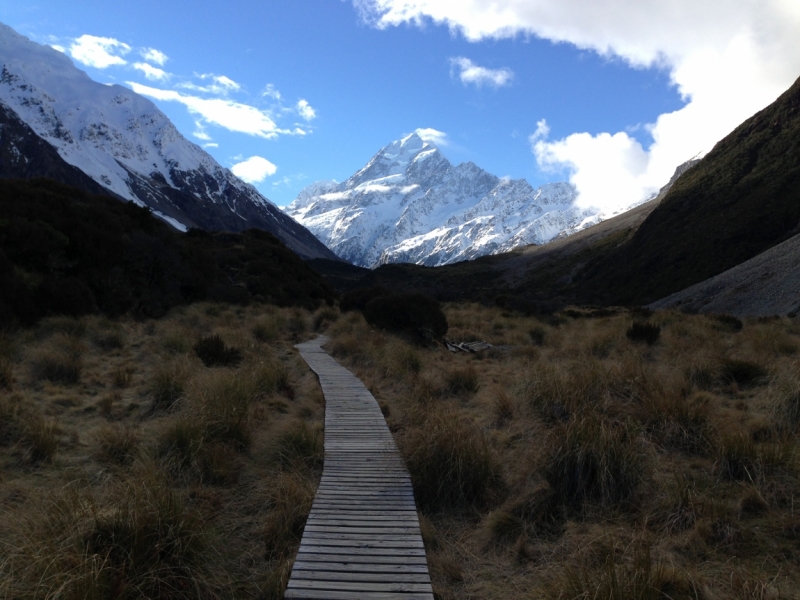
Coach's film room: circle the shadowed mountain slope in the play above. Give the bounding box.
[570,74,800,305]
[0,178,335,326]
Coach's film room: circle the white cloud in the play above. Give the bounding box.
[203,142,219,148]
[50,44,65,53]
[129,82,300,139]
[449,56,513,88]
[231,156,278,183]
[69,34,131,69]
[356,0,800,211]
[262,84,282,99]
[140,47,168,66]
[133,62,169,81]
[178,73,241,96]
[528,119,550,144]
[296,99,317,121]
[414,127,448,146]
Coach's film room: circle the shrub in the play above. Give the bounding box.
[94,424,140,466]
[529,325,547,346]
[193,334,242,367]
[542,415,646,510]
[721,358,767,388]
[312,306,339,331]
[626,322,661,345]
[340,285,391,313]
[402,407,503,511]
[363,293,448,345]
[0,357,12,390]
[713,314,744,332]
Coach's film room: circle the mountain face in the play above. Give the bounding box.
[285,133,612,268]
[0,22,337,260]
[573,74,800,306]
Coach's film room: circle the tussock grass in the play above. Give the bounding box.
[263,471,316,561]
[273,418,323,469]
[0,303,321,600]
[94,424,140,466]
[149,356,192,411]
[0,356,12,390]
[542,414,647,510]
[402,406,503,511]
[550,541,704,600]
[29,333,83,384]
[445,364,480,395]
[325,308,800,597]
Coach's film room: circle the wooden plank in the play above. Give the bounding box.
[287,336,433,600]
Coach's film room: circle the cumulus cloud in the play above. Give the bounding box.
[129,82,300,139]
[296,99,317,121]
[414,127,448,146]
[140,47,168,65]
[69,34,131,69]
[355,0,800,211]
[133,62,169,81]
[450,56,513,88]
[231,156,278,183]
[50,44,66,53]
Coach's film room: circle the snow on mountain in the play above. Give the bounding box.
[0,22,336,260]
[286,132,611,267]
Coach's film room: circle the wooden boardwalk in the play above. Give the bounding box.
[286,336,434,600]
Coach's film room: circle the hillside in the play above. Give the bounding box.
[0,178,335,326]
[572,74,800,305]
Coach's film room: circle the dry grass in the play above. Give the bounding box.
[0,303,323,598]
[327,307,800,599]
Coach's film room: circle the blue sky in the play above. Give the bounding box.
[2,1,798,209]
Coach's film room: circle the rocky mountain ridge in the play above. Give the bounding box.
[285,132,645,268]
[0,22,336,260]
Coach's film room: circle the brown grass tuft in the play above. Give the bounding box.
[401,406,503,511]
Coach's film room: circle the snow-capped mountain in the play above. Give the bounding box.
[0,22,336,260]
[286,133,609,267]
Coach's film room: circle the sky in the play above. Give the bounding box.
[1,1,799,210]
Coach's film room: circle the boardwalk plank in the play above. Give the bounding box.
[287,336,433,600]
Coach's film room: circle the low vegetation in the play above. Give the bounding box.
[327,305,800,598]
[0,303,324,598]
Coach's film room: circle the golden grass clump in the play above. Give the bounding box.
[149,356,193,411]
[401,406,503,511]
[542,414,647,511]
[263,471,316,561]
[0,477,214,600]
[273,418,323,469]
[29,333,83,384]
[94,424,140,466]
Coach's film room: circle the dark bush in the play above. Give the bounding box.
[193,334,242,367]
[363,293,448,344]
[721,358,767,387]
[339,286,391,313]
[626,321,661,345]
[713,314,744,332]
